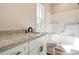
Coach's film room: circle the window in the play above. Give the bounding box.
[36,4,45,32]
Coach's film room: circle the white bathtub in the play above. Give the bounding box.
[48,33,79,54]
[48,33,76,46]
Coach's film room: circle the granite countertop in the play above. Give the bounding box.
[0,32,47,53]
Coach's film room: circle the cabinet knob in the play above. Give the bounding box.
[16,52,21,55]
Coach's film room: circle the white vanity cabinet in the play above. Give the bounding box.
[0,42,28,55]
[0,34,48,55]
[29,34,48,55]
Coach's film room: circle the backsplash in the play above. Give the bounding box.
[0,30,25,38]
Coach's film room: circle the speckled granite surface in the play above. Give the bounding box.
[0,31,47,53]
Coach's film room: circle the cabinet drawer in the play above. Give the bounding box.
[0,47,19,55]
[0,42,28,55]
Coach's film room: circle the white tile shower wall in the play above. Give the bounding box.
[64,24,78,36]
[45,12,52,33]
[52,9,79,33]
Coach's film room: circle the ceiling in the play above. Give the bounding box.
[51,3,79,14]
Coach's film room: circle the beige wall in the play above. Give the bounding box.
[51,3,79,14]
[0,3,36,31]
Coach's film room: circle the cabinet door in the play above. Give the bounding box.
[39,35,48,55]
[39,42,47,55]
[29,38,40,51]
[29,47,40,55]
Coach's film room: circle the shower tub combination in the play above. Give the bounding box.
[48,24,79,55]
[48,33,79,55]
